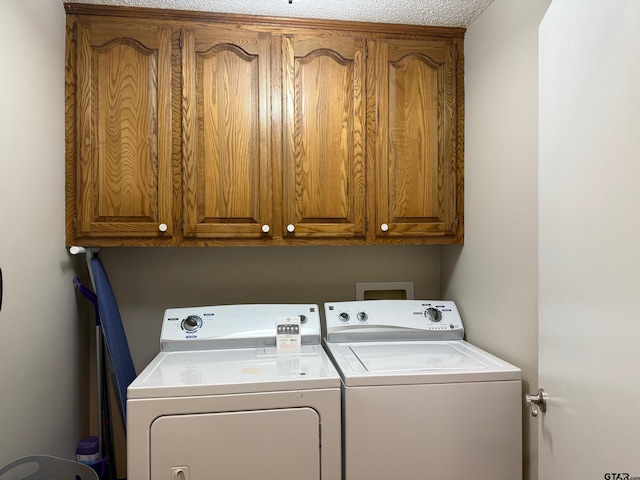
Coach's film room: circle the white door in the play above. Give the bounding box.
[538,0,640,478]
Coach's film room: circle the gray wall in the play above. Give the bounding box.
[101,246,441,371]
[0,0,88,464]
[441,1,551,479]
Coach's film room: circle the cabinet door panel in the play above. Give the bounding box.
[282,34,366,238]
[182,28,272,238]
[75,21,172,238]
[375,39,461,239]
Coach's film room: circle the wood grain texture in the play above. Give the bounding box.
[65,8,464,246]
[374,38,459,238]
[282,33,366,238]
[170,28,183,238]
[454,39,465,244]
[65,16,78,246]
[95,38,157,219]
[72,18,172,241]
[63,4,465,39]
[182,26,272,239]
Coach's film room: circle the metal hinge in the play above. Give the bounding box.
[179,32,183,50]
[365,43,369,58]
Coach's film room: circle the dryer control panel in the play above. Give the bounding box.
[324,300,464,343]
[160,304,321,352]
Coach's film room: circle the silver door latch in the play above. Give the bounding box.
[525,388,547,417]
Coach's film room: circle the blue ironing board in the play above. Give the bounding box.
[90,255,137,424]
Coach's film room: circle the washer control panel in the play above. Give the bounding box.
[324,300,464,343]
[160,304,320,352]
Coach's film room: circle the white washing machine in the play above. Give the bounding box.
[127,304,342,480]
[323,300,522,480]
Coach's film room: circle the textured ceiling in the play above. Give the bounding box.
[63,0,494,27]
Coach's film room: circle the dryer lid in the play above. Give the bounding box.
[128,344,341,399]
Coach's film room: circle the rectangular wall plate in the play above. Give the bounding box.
[355,281,414,301]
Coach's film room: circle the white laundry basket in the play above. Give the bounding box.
[0,455,99,480]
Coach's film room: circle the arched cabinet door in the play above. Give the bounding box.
[181,26,273,240]
[373,38,463,243]
[281,33,367,240]
[71,18,173,242]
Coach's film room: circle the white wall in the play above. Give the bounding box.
[538,0,640,477]
[440,1,551,479]
[0,0,88,465]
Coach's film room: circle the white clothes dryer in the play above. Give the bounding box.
[323,300,522,480]
[127,304,341,480]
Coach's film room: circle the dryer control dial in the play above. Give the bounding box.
[425,307,442,323]
[182,315,203,332]
[357,312,368,323]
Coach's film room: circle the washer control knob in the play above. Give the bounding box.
[182,315,202,332]
[425,307,442,323]
[339,312,350,323]
[357,312,368,322]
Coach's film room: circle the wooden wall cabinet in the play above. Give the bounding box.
[65,5,464,246]
[372,38,463,243]
[281,33,367,239]
[67,17,174,242]
[181,26,273,240]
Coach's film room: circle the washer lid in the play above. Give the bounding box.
[128,344,341,399]
[324,340,521,386]
[351,343,488,372]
